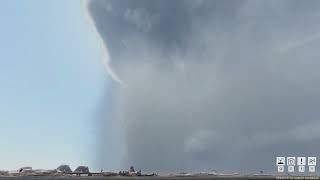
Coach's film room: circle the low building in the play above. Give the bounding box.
[74,166,89,173]
[56,165,72,173]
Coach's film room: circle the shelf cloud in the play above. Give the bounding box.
[86,0,320,173]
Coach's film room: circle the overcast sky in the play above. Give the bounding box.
[87,0,320,173]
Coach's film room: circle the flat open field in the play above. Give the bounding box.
[0,176,316,180]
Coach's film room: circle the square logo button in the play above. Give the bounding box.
[288,166,294,173]
[297,157,306,166]
[287,157,296,166]
[308,157,317,166]
[298,166,305,172]
[278,166,285,173]
[276,157,285,166]
[309,166,316,173]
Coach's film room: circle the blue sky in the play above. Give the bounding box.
[0,0,111,170]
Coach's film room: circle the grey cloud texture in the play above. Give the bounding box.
[87,0,320,173]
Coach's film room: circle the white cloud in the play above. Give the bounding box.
[82,0,122,84]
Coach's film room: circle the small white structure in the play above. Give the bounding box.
[18,167,32,173]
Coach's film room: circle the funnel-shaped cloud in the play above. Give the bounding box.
[87,0,320,173]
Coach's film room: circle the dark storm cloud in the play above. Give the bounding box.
[87,0,320,173]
